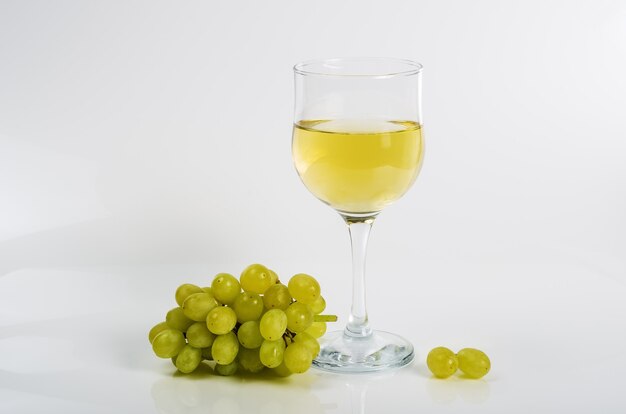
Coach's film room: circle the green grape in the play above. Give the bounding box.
[182,292,219,321]
[262,284,292,310]
[268,269,279,284]
[175,344,203,374]
[294,332,320,359]
[215,361,238,376]
[151,268,335,377]
[304,322,327,339]
[457,348,491,379]
[238,347,265,373]
[175,283,204,306]
[259,339,286,368]
[152,329,186,358]
[240,263,276,294]
[233,292,264,322]
[166,307,194,332]
[309,296,326,314]
[259,309,288,341]
[148,321,169,344]
[272,361,293,377]
[211,332,239,365]
[237,321,264,349]
[284,342,312,373]
[186,322,216,348]
[285,302,313,333]
[427,347,458,379]
[206,306,237,335]
[201,347,213,360]
[211,273,241,305]
[287,274,320,305]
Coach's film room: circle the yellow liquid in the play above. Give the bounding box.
[292,119,424,214]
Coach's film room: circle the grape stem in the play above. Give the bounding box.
[314,314,338,322]
[283,330,295,346]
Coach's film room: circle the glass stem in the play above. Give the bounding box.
[343,215,376,338]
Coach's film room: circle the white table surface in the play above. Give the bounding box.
[2,257,624,413]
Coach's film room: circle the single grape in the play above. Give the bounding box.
[284,342,312,373]
[166,307,194,332]
[201,347,213,361]
[148,321,169,344]
[427,347,458,379]
[287,274,320,305]
[206,306,237,335]
[186,322,216,348]
[457,348,491,379]
[202,286,212,294]
[237,321,264,349]
[238,347,265,373]
[309,296,326,314]
[304,322,327,339]
[233,292,264,323]
[152,329,186,358]
[182,292,219,321]
[260,339,286,368]
[211,273,241,305]
[175,283,204,306]
[272,361,293,377]
[259,309,288,341]
[175,344,203,374]
[211,332,239,365]
[294,332,320,359]
[262,284,292,311]
[240,264,276,294]
[285,302,313,333]
[268,269,279,284]
[215,361,238,376]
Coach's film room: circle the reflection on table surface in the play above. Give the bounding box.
[151,365,329,414]
[150,363,491,414]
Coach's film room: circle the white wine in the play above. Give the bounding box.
[292,119,424,214]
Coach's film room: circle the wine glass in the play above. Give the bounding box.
[292,57,424,372]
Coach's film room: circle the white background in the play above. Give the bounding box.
[1,1,625,413]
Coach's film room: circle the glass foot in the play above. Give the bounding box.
[312,330,414,373]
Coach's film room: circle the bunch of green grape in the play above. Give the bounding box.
[427,346,491,379]
[148,264,336,377]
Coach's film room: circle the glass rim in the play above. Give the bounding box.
[293,57,423,78]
